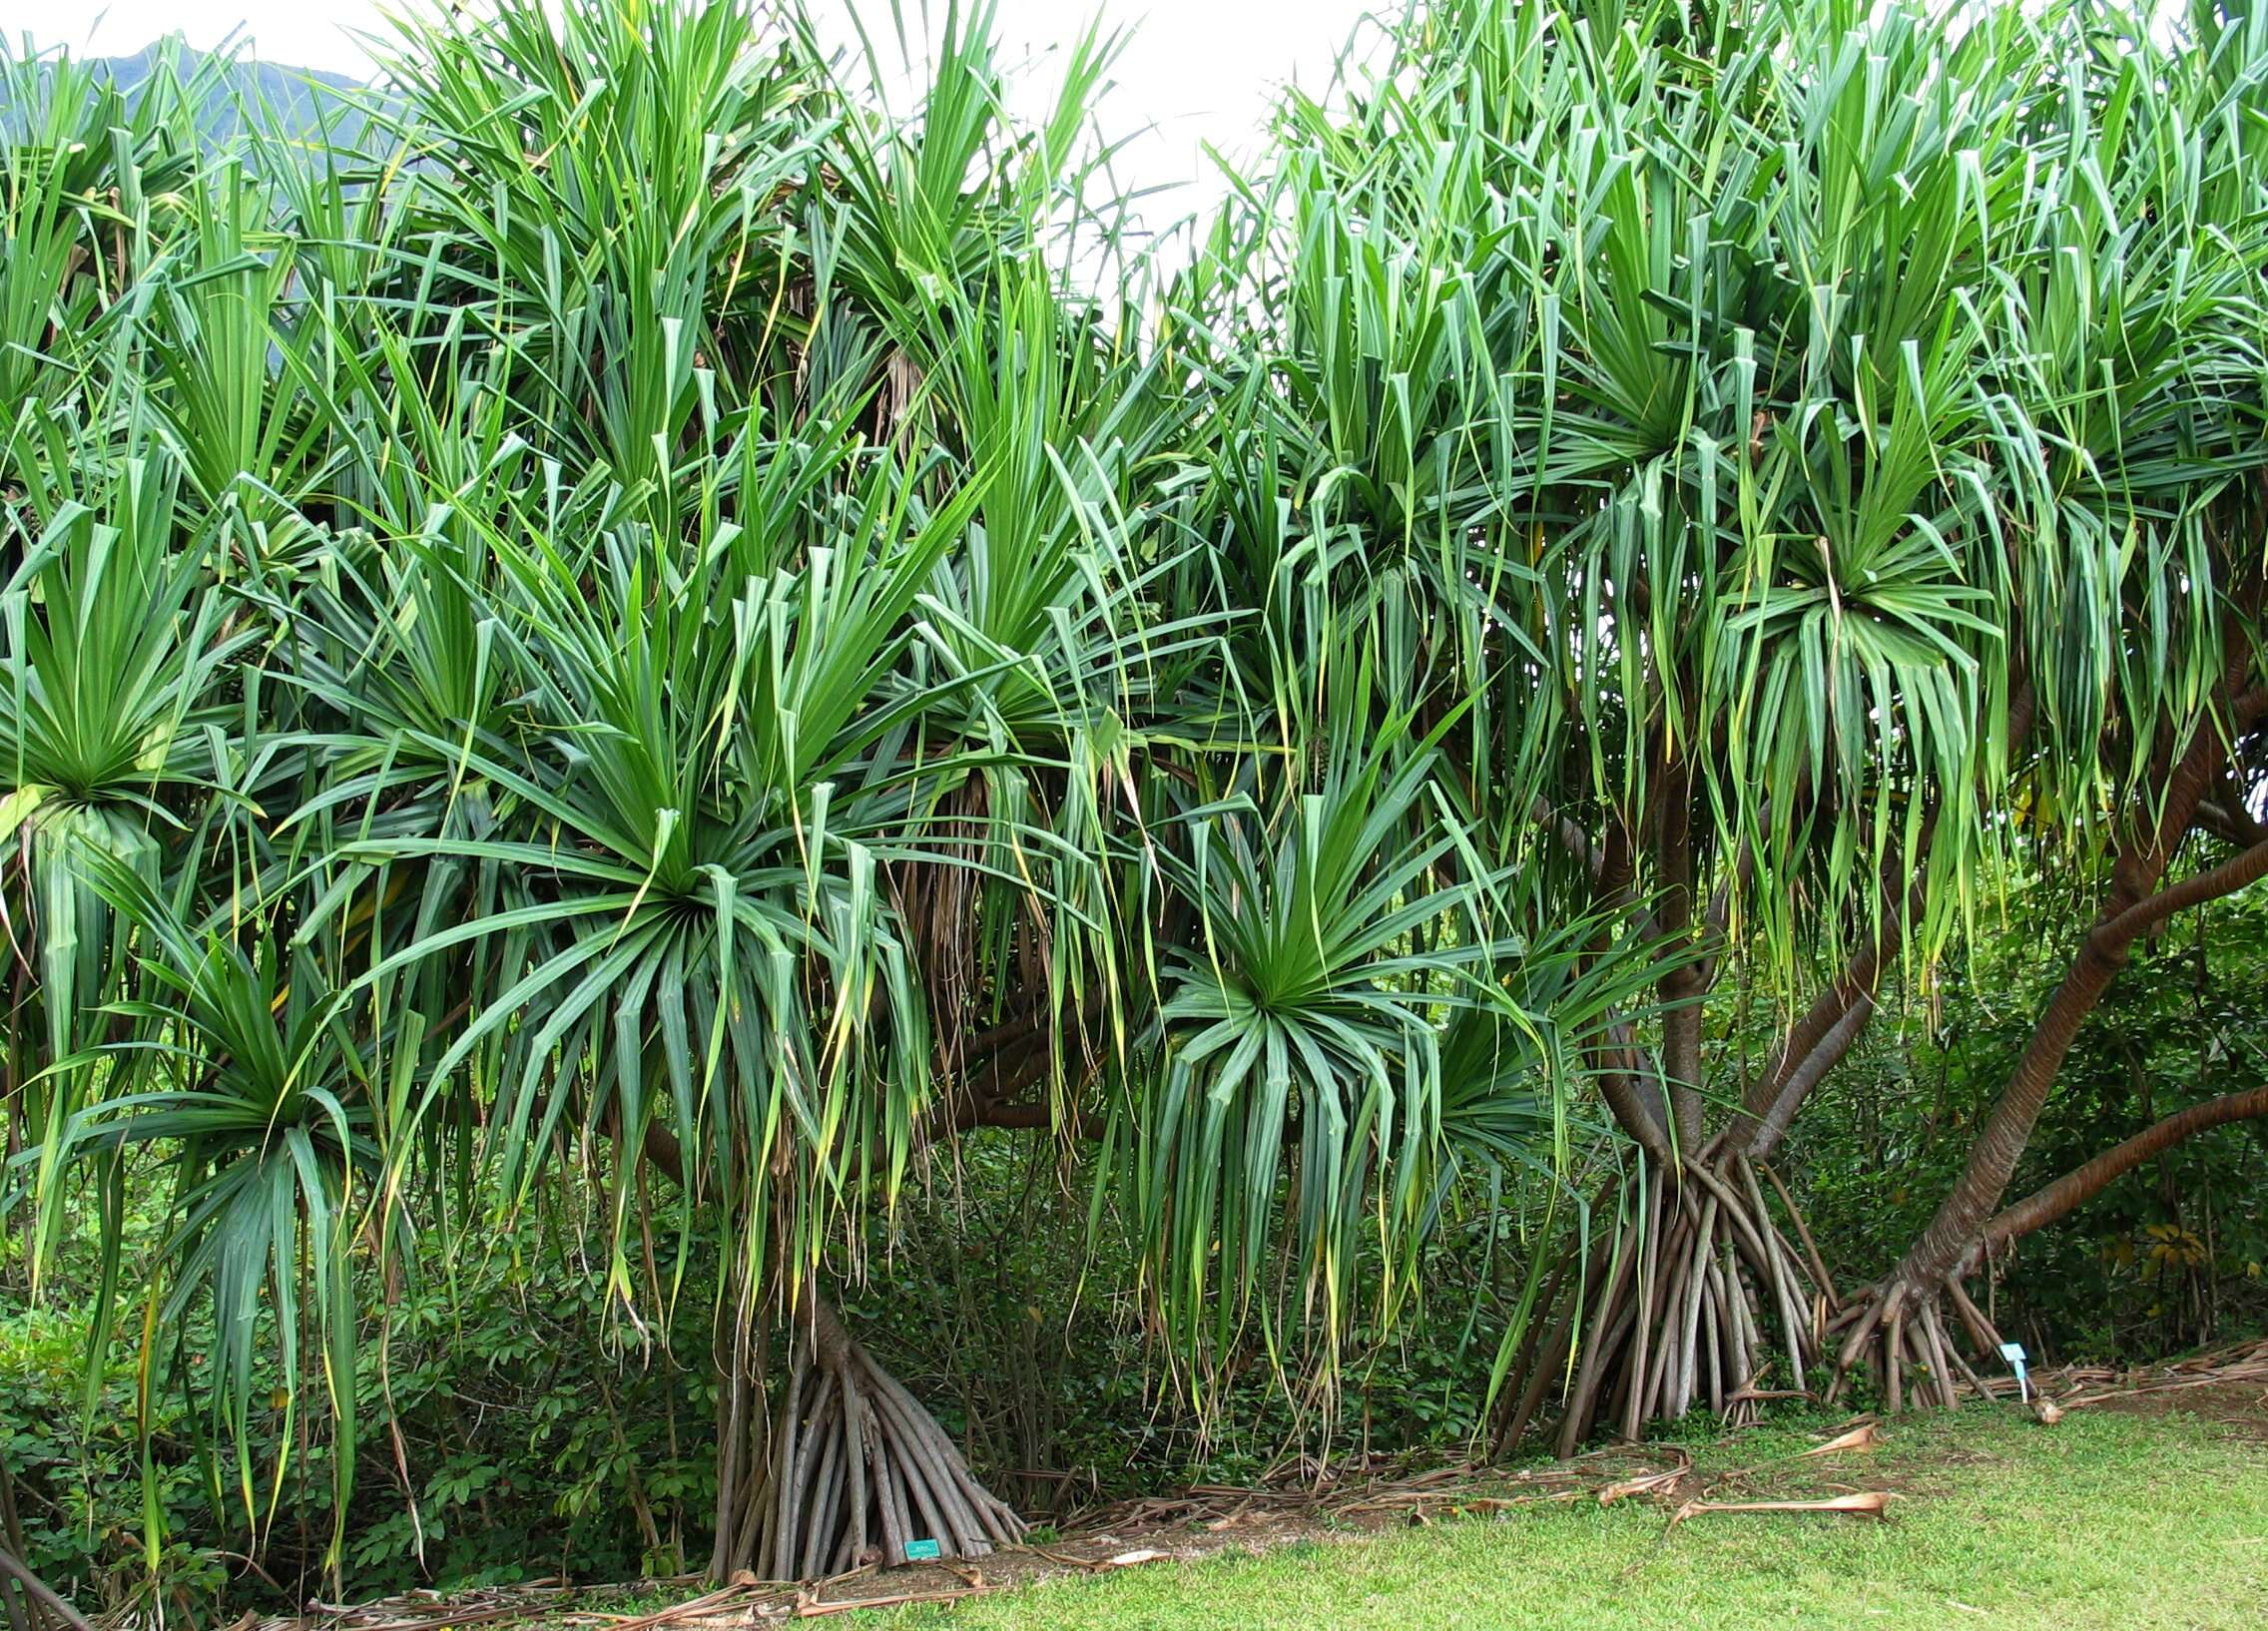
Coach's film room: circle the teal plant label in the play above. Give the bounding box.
[1998,1342,2030,1400]
[904,1538,942,1561]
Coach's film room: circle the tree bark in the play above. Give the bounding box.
[1969,1085,2268,1265]
[1725,802,1942,1160]
[1656,761,1706,1155]
[1826,692,2268,1404]
[1530,795,1675,1162]
[1893,719,2236,1287]
[1746,996,1877,1163]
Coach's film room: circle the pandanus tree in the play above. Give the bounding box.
[11,0,2268,1606]
[1258,0,2268,1440]
[1,0,1647,1596]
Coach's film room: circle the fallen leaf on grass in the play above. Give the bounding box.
[1598,1467,1689,1505]
[1097,1549,1170,1569]
[1800,1423,1883,1457]
[1023,1545,1172,1574]
[794,1587,976,1619]
[1669,1491,1896,1527]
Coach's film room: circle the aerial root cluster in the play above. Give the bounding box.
[721,1299,1025,1581]
[1502,1157,1835,1453]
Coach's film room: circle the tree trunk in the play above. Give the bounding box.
[1968,1085,2268,1268]
[1507,777,1873,1452]
[1656,761,1706,1155]
[1832,699,2268,1401]
[1892,722,2234,1290]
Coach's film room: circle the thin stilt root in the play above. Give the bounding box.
[1502,1155,1832,1456]
[751,1298,1024,1581]
[1825,1271,2006,1413]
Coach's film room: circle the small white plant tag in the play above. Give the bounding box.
[1997,1341,2030,1401]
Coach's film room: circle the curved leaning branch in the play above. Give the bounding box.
[1890,698,2263,1293]
[1831,691,2268,1405]
[1971,1086,2268,1267]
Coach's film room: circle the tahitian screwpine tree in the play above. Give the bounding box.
[6,0,2268,1602]
[0,0,1644,1591]
[1277,0,2268,1444]
[1306,0,2268,1433]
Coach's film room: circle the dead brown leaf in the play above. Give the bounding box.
[1800,1423,1883,1458]
[1598,1467,1689,1505]
[1669,1491,1897,1527]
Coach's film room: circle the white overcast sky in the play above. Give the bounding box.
[4,2,1379,209]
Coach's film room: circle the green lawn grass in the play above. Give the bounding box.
[865,1408,2268,1630]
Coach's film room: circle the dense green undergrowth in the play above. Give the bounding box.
[0,1128,1529,1614]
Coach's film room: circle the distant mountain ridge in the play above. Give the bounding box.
[2,34,373,145]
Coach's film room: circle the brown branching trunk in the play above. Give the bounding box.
[1967,1085,2268,1268]
[1511,855,1902,1450]
[1516,770,1858,1453]
[1721,804,1941,1163]
[1524,681,2268,1432]
[710,1296,1024,1583]
[1656,761,1706,1155]
[1831,692,2268,1405]
[1891,719,2229,1288]
[1533,794,1678,1165]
